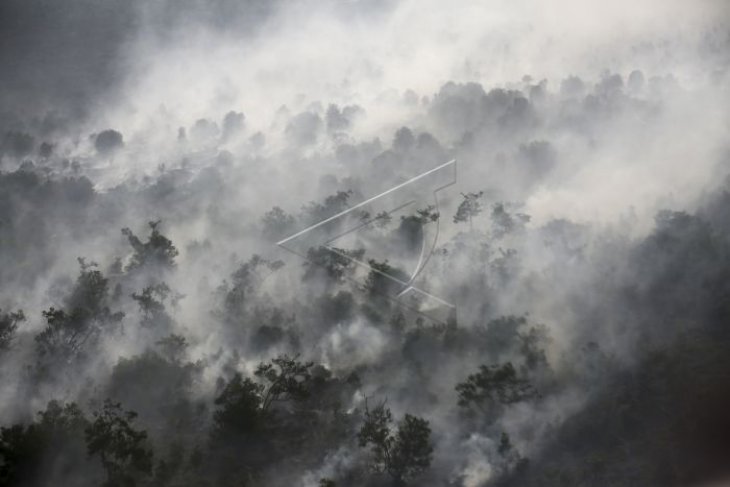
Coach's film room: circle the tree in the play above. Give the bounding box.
[519,324,551,372]
[155,334,189,363]
[222,111,245,141]
[85,400,153,487]
[397,206,439,253]
[0,401,89,486]
[255,354,314,413]
[211,373,265,441]
[95,130,124,155]
[358,401,433,485]
[365,259,409,299]
[218,255,284,322]
[211,355,314,442]
[491,203,530,238]
[456,362,535,416]
[301,190,353,225]
[453,191,484,229]
[131,282,173,330]
[0,309,24,352]
[107,350,201,438]
[261,206,296,241]
[303,246,364,283]
[35,259,123,365]
[121,221,179,272]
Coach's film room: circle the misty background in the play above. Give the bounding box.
[1,0,730,486]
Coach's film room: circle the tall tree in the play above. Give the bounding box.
[85,400,153,487]
[453,191,484,230]
[121,221,179,272]
[358,401,433,485]
[456,362,535,418]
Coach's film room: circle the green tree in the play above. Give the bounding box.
[358,401,433,485]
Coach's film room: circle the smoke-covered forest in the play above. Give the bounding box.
[1,1,730,486]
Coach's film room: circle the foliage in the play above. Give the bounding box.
[301,190,353,225]
[85,400,153,487]
[255,354,314,412]
[303,246,364,283]
[261,206,296,241]
[212,373,266,441]
[358,401,433,485]
[131,282,173,329]
[456,362,535,412]
[212,355,314,443]
[121,221,179,272]
[453,191,484,225]
[0,309,24,351]
[218,255,284,321]
[35,259,123,365]
[0,401,89,486]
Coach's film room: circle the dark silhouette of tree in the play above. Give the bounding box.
[121,221,179,272]
[107,350,201,439]
[393,127,415,153]
[218,255,284,323]
[155,334,188,363]
[212,373,266,442]
[0,401,89,486]
[303,246,364,283]
[85,400,153,487]
[453,191,484,229]
[519,324,551,372]
[211,354,314,443]
[222,111,245,141]
[0,309,24,352]
[35,259,123,366]
[365,259,410,300]
[131,282,173,330]
[491,203,530,238]
[456,362,535,414]
[396,205,439,253]
[255,355,314,413]
[358,401,433,485]
[95,130,124,155]
[301,190,353,225]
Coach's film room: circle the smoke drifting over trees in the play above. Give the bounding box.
[1,0,729,486]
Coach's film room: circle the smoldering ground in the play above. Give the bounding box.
[1,1,730,486]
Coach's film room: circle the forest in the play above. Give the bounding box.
[1,0,729,486]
